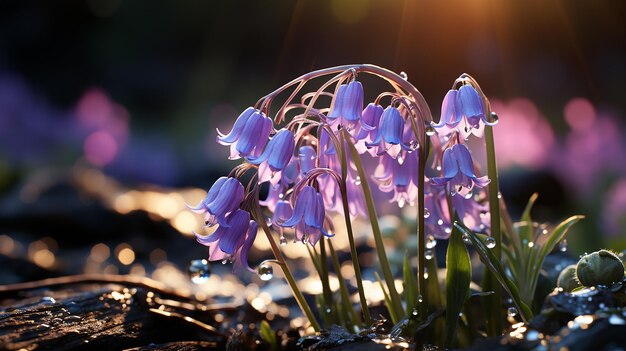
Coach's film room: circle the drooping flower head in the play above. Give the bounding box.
[433,84,495,139]
[217,107,273,160]
[328,80,364,132]
[424,184,488,239]
[187,176,244,227]
[366,106,410,158]
[279,185,332,245]
[356,103,384,156]
[431,143,490,197]
[249,129,296,186]
[195,209,257,272]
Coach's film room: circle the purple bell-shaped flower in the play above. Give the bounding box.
[279,186,331,245]
[217,107,273,160]
[249,129,296,186]
[431,144,490,197]
[187,176,244,227]
[366,106,410,158]
[328,81,364,132]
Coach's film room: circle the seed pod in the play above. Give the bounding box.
[576,250,625,287]
[557,264,581,292]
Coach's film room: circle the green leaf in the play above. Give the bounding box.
[375,271,399,324]
[454,222,533,323]
[403,252,418,315]
[445,224,472,346]
[260,320,278,351]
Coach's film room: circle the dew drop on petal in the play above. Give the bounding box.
[354,176,361,186]
[409,140,420,150]
[257,263,274,281]
[398,198,406,208]
[437,219,444,226]
[423,208,431,219]
[400,71,408,80]
[188,259,210,284]
[486,237,496,249]
[507,307,518,317]
[279,235,288,246]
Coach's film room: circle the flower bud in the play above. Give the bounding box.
[576,249,625,287]
[557,264,580,292]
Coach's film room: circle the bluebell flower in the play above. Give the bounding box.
[366,106,410,158]
[187,176,244,227]
[217,107,273,160]
[195,209,257,272]
[356,103,384,156]
[433,85,495,138]
[373,151,419,208]
[279,185,332,245]
[431,144,490,197]
[249,129,296,186]
[328,81,364,131]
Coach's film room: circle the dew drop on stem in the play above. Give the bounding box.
[257,263,274,281]
[486,236,496,249]
[425,234,437,249]
[507,307,518,317]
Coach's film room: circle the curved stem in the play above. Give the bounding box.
[251,192,321,332]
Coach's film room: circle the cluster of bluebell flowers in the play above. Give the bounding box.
[189,68,494,271]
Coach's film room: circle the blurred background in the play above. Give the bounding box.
[0,0,625,319]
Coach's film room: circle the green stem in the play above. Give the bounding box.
[338,132,372,326]
[484,122,503,335]
[319,237,336,324]
[252,203,321,331]
[342,129,404,320]
[417,147,428,319]
[328,239,360,329]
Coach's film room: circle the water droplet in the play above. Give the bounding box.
[486,237,496,249]
[436,165,442,172]
[266,218,273,226]
[188,259,210,284]
[425,234,437,249]
[425,249,433,260]
[411,309,418,316]
[325,307,332,314]
[462,233,471,244]
[409,140,420,150]
[437,219,444,226]
[464,192,473,199]
[489,112,499,125]
[424,267,429,279]
[423,208,431,219]
[354,176,361,186]
[497,192,502,199]
[397,155,404,165]
[425,125,436,137]
[398,198,406,208]
[41,297,56,304]
[279,236,288,246]
[417,295,423,303]
[400,71,408,80]
[559,239,568,252]
[257,263,274,281]
[278,193,284,199]
[507,307,518,317]
[444,227,452,234]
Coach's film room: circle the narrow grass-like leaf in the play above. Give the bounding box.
[260,320,278,351]
[375,272,399,324]
[403,252,418,315]
[445,224,472,346]
[454,222,533,322]
[328,240,360,329]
